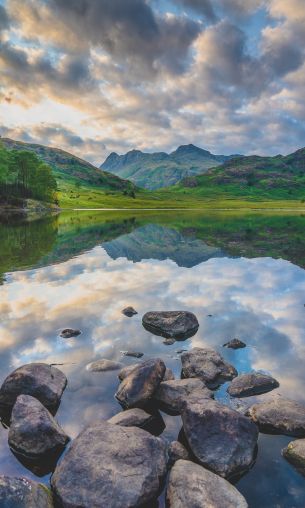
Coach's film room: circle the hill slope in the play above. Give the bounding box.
[2,138,135,193]
[100,144,238,189]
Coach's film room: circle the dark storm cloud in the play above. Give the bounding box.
[46,0,201,75]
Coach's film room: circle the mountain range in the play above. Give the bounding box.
[100,144,240,189]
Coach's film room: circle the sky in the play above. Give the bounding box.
[0,0,304,165]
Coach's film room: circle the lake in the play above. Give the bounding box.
[1,210,305,507]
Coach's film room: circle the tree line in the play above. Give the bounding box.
[0,143,58,204]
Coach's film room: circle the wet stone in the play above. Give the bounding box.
[86,359,124,372]
[0,476,54,507]
[166,460,248,508]
[283,439,305,476]
[154,378,213,414]
[181,347,237,389]
[115,358,166,409]
[247,398,305,437]
[121,351,144,359]
[182,398,258,479]
[122,307,138,317]
[60,329,81,338]
[227,372,279,398]
[142,311,199,339]
[51,421,167,508]
[223,339,247,349]
[108,408,165,435]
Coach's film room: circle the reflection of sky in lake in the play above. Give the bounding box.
[1,237,305,506]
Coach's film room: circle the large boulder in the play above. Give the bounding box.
[227,373,279,398]
[246,398,305,436]
[115,358,166,409]
[283,439,305,476]
[9,395,69,475]
[182,399,258,479]
[154,378,213,414]
[181,348,237,389]
[0,363,67,420]
[0,476,54,507]
[51,422,167,508]
[142,311,199,339]
[118,364,174,382]
[86,359,123,372]
[166,460,248,508]
[168,442,191,468]
[108,408,165,435]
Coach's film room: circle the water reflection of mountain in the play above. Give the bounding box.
[103,224,225,267]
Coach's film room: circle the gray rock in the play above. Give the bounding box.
[223,339,246,349]
[121,351,144,358]
[246,398,305,436]
[86,359,123,372]
[166,460,248,508]
[154,378,213,414]
[227,373,279,398]
[182,399,258,479]
[168,442,191,468]
[122,307,138,317]
[283,439,305,476]
[0,476,54,508]
[142,311,199,339]
[51,422,167,508]
[60,329,81,338]
[9,395,69,475]
[181,348,237,389]
[118,364,174,382]
[108,408,165,435]
[115,358,166,409]
[0,363,67,419]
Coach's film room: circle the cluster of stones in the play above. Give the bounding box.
[1,311,305,507]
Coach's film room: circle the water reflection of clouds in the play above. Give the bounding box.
[1,247,305,500]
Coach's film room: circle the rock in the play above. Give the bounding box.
[283,439,305,476]
[166,460,248,508]
[0,476,54,507]
[154,378,213,414]
[108,408,165,435]
[176,349,187,354]
[115,358,166,409]
[163,338,176,346]
[60,328,81,338]
[227,373,279,398]
[122,307,138,317]
[181,347,237,389]
[168,442,191,467]
[246,398,305,436]
[51,422,167,508]
[9,395,69,476]
[182,398,258,479]
[223,339,246,349]
[118,364,174,382]
[121,351,144,359]
[86,359,123,372]
[142,311,199,339]
[0,363,67,420]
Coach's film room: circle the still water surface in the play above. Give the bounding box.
[1,210,305,507]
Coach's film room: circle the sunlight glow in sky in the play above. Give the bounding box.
[0,0,305,164]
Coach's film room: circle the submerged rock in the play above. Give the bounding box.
[122,307,138,317]
[163,338,176,346]
[108,408,165,435]
[181,347,237,389]
[0,363,67,419]
[168,442,191,468]
[166,460,248,508]
[182,398,258,479]
[142,311,199,339]
[60,329,81,339]
[283,439,305,476]
[115,358,166,409]
[121,351,144,359]
[0,476,54,508]
[247,398,305,436]
[51,422,167,508]
[154,378,213,414]
[227,373,279,398]
[223,339,246,349]
[86,359,123,372]
[9,395,69,475]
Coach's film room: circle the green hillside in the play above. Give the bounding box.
[100,144,238,189]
